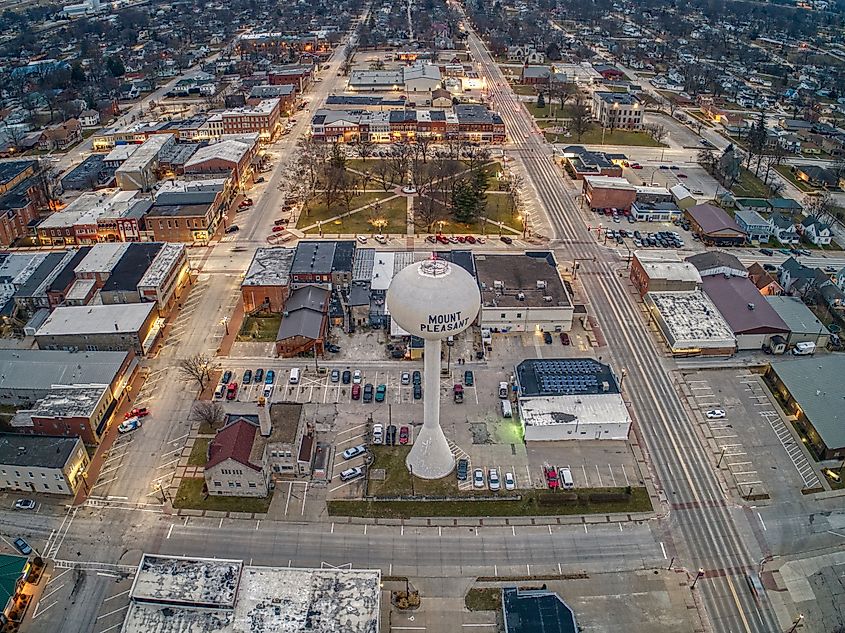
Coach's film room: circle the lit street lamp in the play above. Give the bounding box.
[691,567,705,589]
[788,614,804,632]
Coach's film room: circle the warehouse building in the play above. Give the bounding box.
[35,303,161,355]
[582,176,635,211]
[121,553,380,633]
[766,356,845,460]
[765,296,830,348]
[514,358,630,441]
[630,251,701,297]
[241,247,295,313]
[644,291,736,356]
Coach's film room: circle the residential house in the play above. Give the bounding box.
[793,165,839,189]
[799,216,833,245]
[204,414,269,497]
[734,208,771,243]
[79,110,100,127]
[768,213,800,245]
[39,119,82,151]
[275,285,329,357]
[747,262,783,296]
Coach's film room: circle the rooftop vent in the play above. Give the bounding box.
[536,280,547,289]
[747,303,755,310]
[517,292,525,301]
[494,280,504,290]
[543,296,553,302]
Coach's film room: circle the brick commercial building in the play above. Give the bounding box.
[268,64,315,91]
[12,385,115,445]
[183,134,259,190]
[36,190,150,246]
[241,248,295,313]
[0,433,89,495]
[275,286,329,357]
[630,251,702,297]
[0,160,50,247]
[582,176,636,211]
[201,99,282,143]
[146,179,230,243]
[137,243,190,315]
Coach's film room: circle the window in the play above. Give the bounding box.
[516,313,522,319]
[213,481,221,487]
[44,483,49,490]
[500,313,505,319]
[235,482,242,487]
[248,482,256,488]
[228,482,235,487]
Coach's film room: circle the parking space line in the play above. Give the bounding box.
[621,463,629,486]
[594,464,603,487]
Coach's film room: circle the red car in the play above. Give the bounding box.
[631,163,643,169]
[465,235,476,244]
[399,426,409,445]
[560,332,570,345]
[272,225,285,232]
[125,407,150,420]
[457,236,466,243]
[436,234,449,245]
[239,199,253,208]
[543,465,559,489]
[226,382,238,400]
[351,384,361,400]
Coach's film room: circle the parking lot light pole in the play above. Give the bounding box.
[691,568,705,589]
[788,614,804,632]
[717,446,727,468]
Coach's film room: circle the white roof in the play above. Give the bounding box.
[185,139,251,168]
[519,393,630,428]
[138,243,186,288]
[117,134,174,172]
[583,176,634,190]
[670,183,695,199]
[370,252,395,291]
[645,290,736,350]
[104,144,138,162]
[65,277,97,301]
[75,243,129,275]
[221,99,279,116]
[39,190,146,229]
[37,303,155,336]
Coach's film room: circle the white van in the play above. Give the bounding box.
[289,368,300,384]
[213,384,224,399]
[792,341,816,356]
[501,400,512,418]
[559,467,574,490]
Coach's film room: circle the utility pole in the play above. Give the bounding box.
[691,568,705,589]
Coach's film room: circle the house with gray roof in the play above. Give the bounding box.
[734,208,771,242]
[686,251,747,278]
[799,216,833,245]
[0,433,89,495]
[768,213,799,244]
[275,286,329,357]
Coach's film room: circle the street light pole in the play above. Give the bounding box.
[691,568,705,589]
[788,614,804,632]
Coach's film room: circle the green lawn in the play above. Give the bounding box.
[303,196,407,235]
[368,446,459,497]
[328,486,651,518]
[188,438,210,466]
[545,124,666,147]
[173,478,272,513]
[732,167,774,198]
[237,314,282,342]
[774,165,815,192]
[511,83,537,96]
[465,589,502,612]
[526,102,577,120]
[297,191,394,227]
[413,193,520,235]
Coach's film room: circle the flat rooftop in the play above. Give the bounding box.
[516,358,617,397]
[130,554,242,608]
[122,554,380,633]
[30,385,108,418]
[243,248,295,286]
[138,243,186,288]
[519,392,629,429]
[0,433,80,468]
[267,402,302,444]
[75,242,130,275]
[645,290,736,350]
[36,303,155,336]
[476,252,570,308]
[0,349,128,392]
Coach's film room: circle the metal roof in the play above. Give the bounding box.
[701,275,789,335]
[36,303,155,336]
[0,349,128,391]
[765,296,830,336]
[771,356,845,450]
[243,248,295,286]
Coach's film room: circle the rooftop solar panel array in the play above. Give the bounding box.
[516,358,618,397]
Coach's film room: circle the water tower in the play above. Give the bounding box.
[387,258,481,479]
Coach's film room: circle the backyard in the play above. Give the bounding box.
[237,314,282,342]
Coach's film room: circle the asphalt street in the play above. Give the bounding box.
[462,13,781,633]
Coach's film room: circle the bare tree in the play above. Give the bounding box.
[178,354,214,392]
[353,137,375,162]
[805,192,836,222]
[373,158,393,191]
[643,123,667,143]
[190,400,226,431]
[570,95,590,142]
[388,140,413,186]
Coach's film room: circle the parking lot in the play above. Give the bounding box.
[678,368,822,500]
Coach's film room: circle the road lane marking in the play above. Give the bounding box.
[104,590,130,603]
[724,574,753,633]
[757,513,766,531]
[167,524,174,539]
[660,542,667,559]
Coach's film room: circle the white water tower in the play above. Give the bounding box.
[387,258,481,479]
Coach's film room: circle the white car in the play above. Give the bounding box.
[263,385,274,399]
[118,417,142,433]
[488,468,500,491]
[372,423,384,445]
[374,234,388,244]
[504,472,515,491]
[401,372,411,385]
[356,236,368,244]
[352,370,362,384]
[14,499,36,510]
[473,468,485,488]
[342,445,366,460]
[706,409,726,419]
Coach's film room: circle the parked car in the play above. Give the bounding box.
[372,423,384,444]
[265,370,275,384]
[457,459,469,481]
[331,369,340,382]
[339,467,364,482]
[353,370,362,384]
[342,370,351,384]
[543,331,552,344]
[375,384,387,402]
[13,538,31,555]
[363,383,374,403]
[399,426,409,445]
[504,472,516,491]
[272,225,285,232]
[263,385,274,399]
[500,236,513,245]
[412,371,421,385]
[14,499,36,510]
[226,382,238,400]
[473,468,485,488]
[706,409,726,419]
[374,234,387,244]
[351,384,361,400]
[124,407,149,420]
[342,445,366,460]
[560,332,570,345]
[543,465,559,489]
[225,225,239,233]
[759,248,773,256]
[413,384,422,400]
[464,370,474,386]
[401,372,411,385]
[488,468,501,491]
[222,370,232,384]
[387,424,397,445]
[254,368,264,383]
[118,417,142,433]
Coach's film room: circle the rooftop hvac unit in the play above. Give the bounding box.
[517,292,525,301]
[602,381,610,392]
[543,296,553,302]
[748,303,755,310]
[494,280,504,290]
[536,280,547,289]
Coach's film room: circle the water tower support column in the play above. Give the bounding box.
[406,338,454,479]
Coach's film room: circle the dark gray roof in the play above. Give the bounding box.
[0,433,80,468]
[772,356,845,450]
[770,213,796,230]
[0,160,36,187]
[686,204,746,236]
[14,252,69,299]
[147,202,211,217]
[47,247,91,293]
[285,285,329,312]
[277,309,324,340]
[685,251,745,274]
[348,282,370,306]
[702,275,789,335]
[502,587,578,633]
[331,240,356,273]
[101,242,164,292]
[0,349,129,391]
[291,241,336,275]
[516,358,617,398]
[765,296,829,335]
